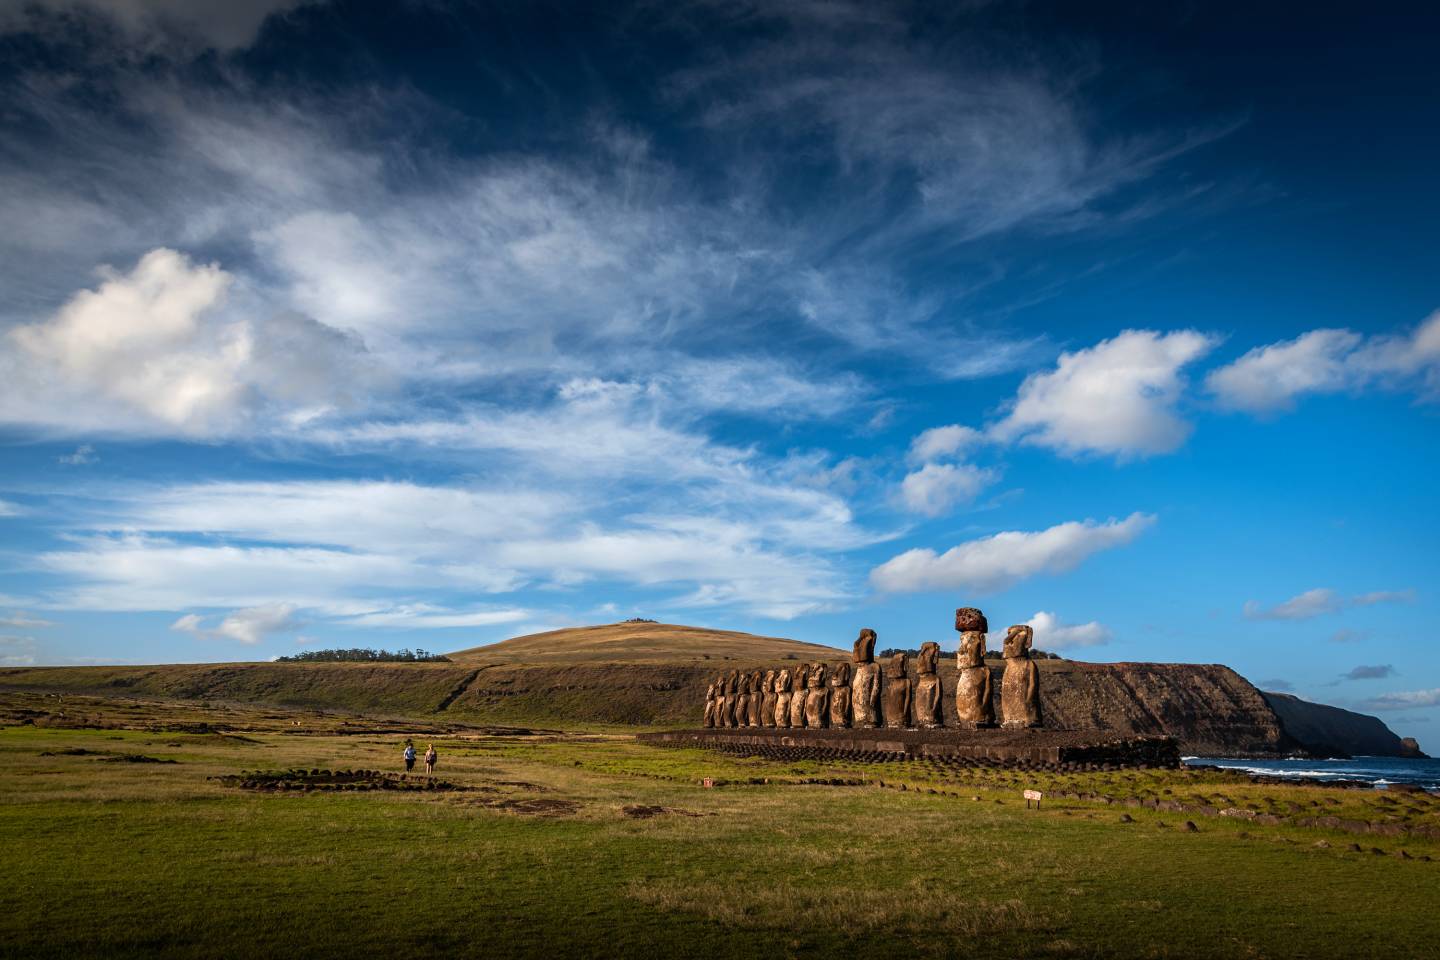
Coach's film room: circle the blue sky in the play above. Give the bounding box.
[0,1,1436,738]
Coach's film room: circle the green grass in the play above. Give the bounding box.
[1,696,1437,959]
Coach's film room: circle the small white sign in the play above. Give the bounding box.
[1023,789,1042,801]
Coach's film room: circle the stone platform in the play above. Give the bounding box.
[638,727,1180,770]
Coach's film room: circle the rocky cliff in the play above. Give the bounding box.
[1261,691,1426,758]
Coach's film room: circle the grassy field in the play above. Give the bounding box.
[1,692,1437,960]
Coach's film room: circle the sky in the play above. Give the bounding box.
[0,1,1436,739]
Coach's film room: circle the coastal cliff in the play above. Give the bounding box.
[1261,691,1428,759]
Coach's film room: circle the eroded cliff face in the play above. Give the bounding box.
[1021,661,1297,756]
[1261,691,1424,758]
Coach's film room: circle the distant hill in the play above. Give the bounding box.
[1261,691,1428,758]
[448,621,844,664]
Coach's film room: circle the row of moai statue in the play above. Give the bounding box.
[701,608,1042,731]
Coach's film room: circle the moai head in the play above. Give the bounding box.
[917,641,940,675]
[752,669,766,691]
[738,672,751,695]
[955,607,988,634]
[828,661,851,686]
[794,661,810,689]
[957,631,986,668]
[807,662,827,688]
[727,669,741,693]
[705,682,716,699]
[776,667,792,692]
[1003,624,1034,659]
[762,669,776,693]
[883,652,908,680]
[852,628,877,663]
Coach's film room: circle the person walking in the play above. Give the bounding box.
[403,740,416,774]
[424,743,437,776]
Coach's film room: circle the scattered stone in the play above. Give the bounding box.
[1118,813,1135,823]
[1313,840,1330,848]
[1347,843,1363,852]
[99,754,177,764]
[1183,821,1199,832]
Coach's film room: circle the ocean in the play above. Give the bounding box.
[1186,755,1440,790]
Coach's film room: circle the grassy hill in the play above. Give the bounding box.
[448,620,843,664]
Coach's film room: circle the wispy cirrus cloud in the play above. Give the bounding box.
[1361,688,1440,712]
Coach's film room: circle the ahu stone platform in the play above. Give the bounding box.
[638,727,1181,770]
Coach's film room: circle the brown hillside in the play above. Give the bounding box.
[447,621,843,664]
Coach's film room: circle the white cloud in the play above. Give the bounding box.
[1352,589,1416,606]
[3,249,375,436]
[899,463,998,517]
[0,613,54,628]
[1025,611,1112,650]
[171,602,303,645]
[342,605,531,629]
[1208,311,1440,414]
[0,633,37,666]
[1243,588,1341,621]
[0,0,317,53]
[991,330,1217,459]
[869,512,1155,593]
[1206,328,1361,414]
[58,445,98,465]
[0,499,22,517]
[1361,688,1440,712]
[908,424,984,464]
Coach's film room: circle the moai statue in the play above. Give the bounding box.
[748,670,766,727]
[774,668,793,728]
[804,662,829,729]
[703,680,717,728]
[788,662,811,728]
[724,670,741,728]
[954,608,995,728]
[849,628,881,728]
[881,653,912,729]
[1001,624,1042,729]
[913,642,944,729]
[734,672,752,728]
[712,674,728,728]
[827,661,853,728]
[760,669,778,727]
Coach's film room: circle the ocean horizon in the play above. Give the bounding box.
[1186,756,1440,790]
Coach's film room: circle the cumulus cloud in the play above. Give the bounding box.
[1025,611,1112,650]
[869,512,1154,593]
[898,463,998,517]
[171,602,303,645]
[908,424,984,464]
[0,499,22,517]
[991,330,1217,459]
[3,249,375,436]
[1243,588,1341,621]
[1208,312,1440,414]
[1361,688,1440,712]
